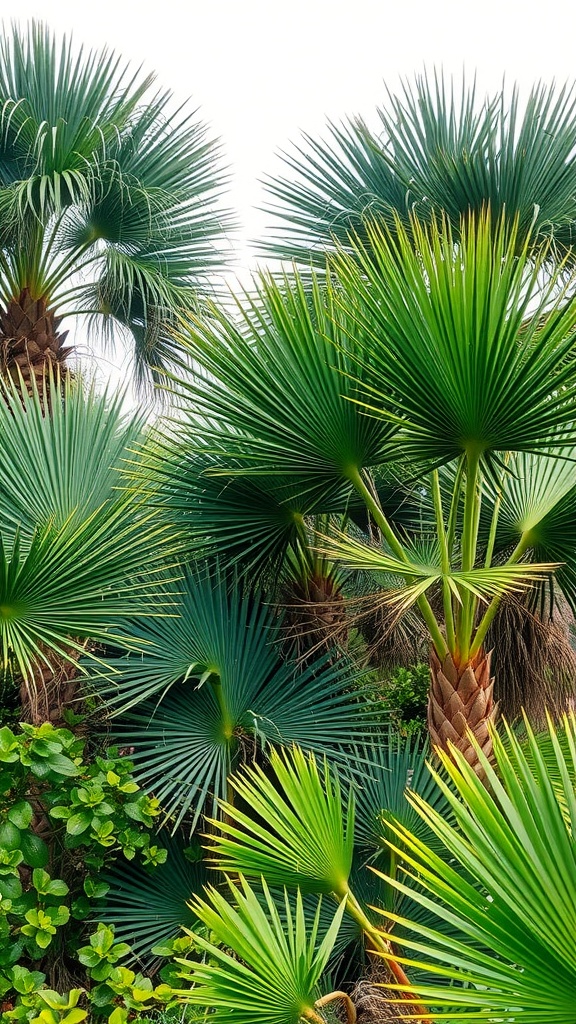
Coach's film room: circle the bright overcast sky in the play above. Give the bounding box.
[10,0,576,255]
[5,0,576,382]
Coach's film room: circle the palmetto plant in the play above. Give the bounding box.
[0,21,233,391]
[187,720,576,1022]
[99,566,383,830]
[153,210,576,768]
[190,742,464,1021]
[375,714,576,1022]
[263,72,576,267]
[0,374,174,719]
[181,878,350,1024]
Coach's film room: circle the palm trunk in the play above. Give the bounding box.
[0,288,71,391]
[283,571,347,656]
[428,648,497,773]
[18,647,86,728]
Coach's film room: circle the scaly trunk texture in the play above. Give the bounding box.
[428,648,497,773]
[0,288,71,390]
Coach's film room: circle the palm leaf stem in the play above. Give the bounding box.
[302,1009,326,1024]
[456,450,482,659]
[38,211,69,273]
[470,531,533,657]
[13,222,45,298]
[446,456,465,560]
[0,253,21,305]
[344,890,430,1020]
[346,466,448,658]
[210,673,235,741]
[431,469,456,650]
[314,991,357,1024]
[346,465,408,561]
[293,513,317,577]
[484,454,510,568]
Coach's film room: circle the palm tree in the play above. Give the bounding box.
[261,71,576,711]
[147,212,576,771]
[0,21,233,392]
[178,717,576,1023]
[0,374,175,721]
[262,72,576,267]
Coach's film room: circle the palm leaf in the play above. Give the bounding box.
[353,732,452,863]
[0,502,171,684]
[101,568,381,829]
[371,715,576,1021]
[319,529,557,614]
[100,832,208,962]
[134,429,354,577]
[210,747,354,897]
[0,374,144,545]
[0,377,174,685]
[180,877,347,1024]
[262,117,407,266]
[167,271,395,485]
[492,449,576,612]
[335,211,576,465]
[263,73,576,265]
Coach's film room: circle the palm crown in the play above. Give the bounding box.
[263,72,576,266]
[0,21,234,389]
[149,209,576,769]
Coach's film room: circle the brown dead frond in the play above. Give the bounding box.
[352,961,406,1022]
[279,571,349,659]
[488,595,576,725]
[17,640,94,728]
[279,575,429,672]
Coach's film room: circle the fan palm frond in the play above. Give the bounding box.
[181,877,348,1024]
[100,568,381,830]
[373,714,576,1021]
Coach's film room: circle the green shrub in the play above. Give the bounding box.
[1,922,188,1023]
[0,723,165,1013]
[381,662,429,734]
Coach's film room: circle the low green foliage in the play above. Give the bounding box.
[0,922,187,1023]
[0,723,166,1013]
[381,663,430,734]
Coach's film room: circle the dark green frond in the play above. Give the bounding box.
[167,270,395,484]
[0,374,143,545]
[264,72,576,265]
[101,832,207,961]
[99,568,380,829]
[135,427,357,576]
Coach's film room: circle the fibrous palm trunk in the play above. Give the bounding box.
[18,651,83,727]
[283,571,347,657]
[488,597,576,725]
[0,288,71,390]
[428,648,497,774]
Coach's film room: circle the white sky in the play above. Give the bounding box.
[3,0,576,384]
